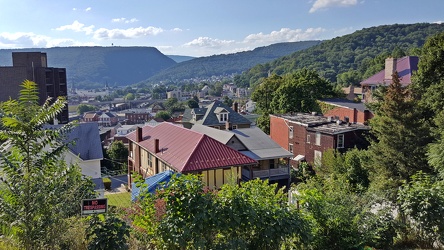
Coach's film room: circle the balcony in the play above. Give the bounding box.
[242,164,290,181]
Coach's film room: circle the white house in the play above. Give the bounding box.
[116,124,140,136]
[63,123,104,195]
[245,100,256,113]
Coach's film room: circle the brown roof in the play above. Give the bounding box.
[83,112,98,119]
[126,123,256,173]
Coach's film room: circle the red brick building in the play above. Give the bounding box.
[0,52,69,123]
[125,111,152,125]
[320,98,373,124]
[270,113,369,168]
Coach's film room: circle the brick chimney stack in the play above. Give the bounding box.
[385,57,397,80]
[232,102,238,113]
[154,139,160,153]
[136,127,143,142]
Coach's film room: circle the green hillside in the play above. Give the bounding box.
[167,55,196,63]
[146,41,322,83]
[237,23,444,87]
[0,46,177,89]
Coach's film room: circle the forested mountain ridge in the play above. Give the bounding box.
[237,23,444,88]
[0,46,177,89]
[146,41,322,83]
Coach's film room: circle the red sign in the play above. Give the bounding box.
[82,198,108,215]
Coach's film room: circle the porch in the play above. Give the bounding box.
[241,164,290,181]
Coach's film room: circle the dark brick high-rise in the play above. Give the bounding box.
[0,52,69,123]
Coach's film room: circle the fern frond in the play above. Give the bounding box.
[18,80,39,106]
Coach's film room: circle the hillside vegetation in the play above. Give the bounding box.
[146,41,321,83]
[0,46,177,89]
[237,23,444,87]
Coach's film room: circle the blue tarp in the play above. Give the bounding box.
[131,170,179,202]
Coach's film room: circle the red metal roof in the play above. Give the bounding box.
[126,123,256,173]
[361,56,419,86]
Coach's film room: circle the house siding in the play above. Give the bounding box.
[323,107,373,124]
[305,131,334,164]
[269,114,369,169]
[128,141,245,189]
[270,115,289,150]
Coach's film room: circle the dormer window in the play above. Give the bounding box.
[219,112,228,122]
[214,107,229,123]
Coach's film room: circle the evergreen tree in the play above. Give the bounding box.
[368,73,432,196]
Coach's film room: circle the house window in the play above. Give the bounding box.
[315,132,321,146]
[148,153,153,168]
[289,143,293,153]
[306,134,311,143]
[219,113,228,122]
[344,116,350,123]
[314,150,322,167]
[232,125,238,129]
[289,126,294,139]
[337,134,344,148]
[269,159,275,169]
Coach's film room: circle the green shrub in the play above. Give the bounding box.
[103,177,112,190]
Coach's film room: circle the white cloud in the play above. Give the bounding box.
[309,0,357,13]
[244,27,325,44]
[72,8,77,11]
[172,28,183,32]
[434,21,444,24]
[93,26,164,39]
[180,27,326,56]
[0,32,96,48]
[111,18,139,23]
[55,21,95,35]
[85,7,92,12]
[183,37,235,49]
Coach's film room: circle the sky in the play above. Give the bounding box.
[0,0,443,57]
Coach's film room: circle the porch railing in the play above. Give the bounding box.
[242,164,289,179]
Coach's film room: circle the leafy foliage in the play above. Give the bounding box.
[107,141,128,171]
[86,213,130,250]
[241,23,444,88]
[129,174,310,249]
[251,70,337,133]
[0,80,96,249]
[154,110,171,121]
[77,103,98,115]
[147,41,321,83]
[398,172,444,247]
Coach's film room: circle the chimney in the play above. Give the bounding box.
[232,102,239,113]
[385,57,397,80]
[225,121,232,130]
[154,139,160,153]
[136,127,142,142]
[346,85,355,101]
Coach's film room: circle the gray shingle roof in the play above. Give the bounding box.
[67,123,103,161]
[184,100,251,126]
[321,98,370,112]
[191,124,292,160]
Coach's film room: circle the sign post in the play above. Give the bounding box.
[81,198,108,215]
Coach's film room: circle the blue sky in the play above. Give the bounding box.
[0,0,443,57]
